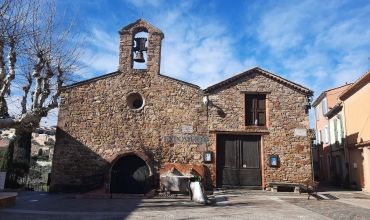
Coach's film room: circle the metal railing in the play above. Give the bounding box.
[80,173,105,194]
[144,173,159,195]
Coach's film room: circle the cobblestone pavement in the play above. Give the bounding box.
[1,189,370,219]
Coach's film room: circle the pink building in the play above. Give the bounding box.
[312,84,352,182]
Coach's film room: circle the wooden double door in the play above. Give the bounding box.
[217,135,262,187]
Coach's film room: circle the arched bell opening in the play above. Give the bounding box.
[110,154,150,194]
[132,31,148,69]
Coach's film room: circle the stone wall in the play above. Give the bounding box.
[206,72,312,188]
[50,69,211,191]
[50,19,312,192]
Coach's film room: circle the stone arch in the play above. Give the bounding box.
[106,150,155,175]
[104,150,156,193]
[132,26,149,36]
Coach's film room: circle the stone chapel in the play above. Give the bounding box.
[50,19,314,194]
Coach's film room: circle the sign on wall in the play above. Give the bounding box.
[294,129,307,137]
[182,125,193,134]
[164,136,209,144]
[0,172,6,189]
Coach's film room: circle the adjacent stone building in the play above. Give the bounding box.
[50,19,314,194]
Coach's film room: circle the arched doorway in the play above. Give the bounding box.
[110,154,149,194]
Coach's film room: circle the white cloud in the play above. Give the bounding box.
[125,0,161,8]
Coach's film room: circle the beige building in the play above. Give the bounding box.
[339,70,370,191]
[50,19,314,194]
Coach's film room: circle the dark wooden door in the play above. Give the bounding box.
[110,155,149,194]
[217,135,261,187]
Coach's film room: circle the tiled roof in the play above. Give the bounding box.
[0,139,9,147]
[339,70,370,101]
[312,83,352,107]
[203,66,313,94]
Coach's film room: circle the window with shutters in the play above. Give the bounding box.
[317,129,322,144]
[324,126,329,143]
[316,107,320,120]
[339,114,344,139]
[334,118,339,146]
[245,94,266,126]
[322,98,327,115]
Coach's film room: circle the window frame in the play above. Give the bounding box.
[324,126,329,143]
[245,94,267,127]
[316,107,320,120]
[322,98,327,116]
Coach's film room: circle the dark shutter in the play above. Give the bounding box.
[245,94,266,126]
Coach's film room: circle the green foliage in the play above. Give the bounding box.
[0,147,6,165]
[190,175,202,182]
[12,130,32,163]
[0,139,14,172]
[37,156,49,161]
[0,130,32,188]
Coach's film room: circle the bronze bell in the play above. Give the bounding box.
[133,51,145,63]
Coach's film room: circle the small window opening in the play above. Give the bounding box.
[127,93,144,110]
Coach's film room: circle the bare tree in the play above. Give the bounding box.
[0,0,92,132]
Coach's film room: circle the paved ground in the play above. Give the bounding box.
[1,186,370,219]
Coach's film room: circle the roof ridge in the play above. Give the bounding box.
[339,69,370,100]
[119,18,163,35]
[203,67,313,94]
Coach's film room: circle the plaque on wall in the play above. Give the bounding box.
[182,125,193,134]
[294,129,307,137]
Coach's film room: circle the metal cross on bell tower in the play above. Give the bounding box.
[133,37,147,63]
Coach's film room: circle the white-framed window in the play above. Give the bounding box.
[317,129,322,144]
[324,126,329,143]
[322,98,327,115]
[316,107,320,120]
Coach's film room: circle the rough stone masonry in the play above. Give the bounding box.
[50,18,314,193]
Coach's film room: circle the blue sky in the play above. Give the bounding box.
[41,0,370,126]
